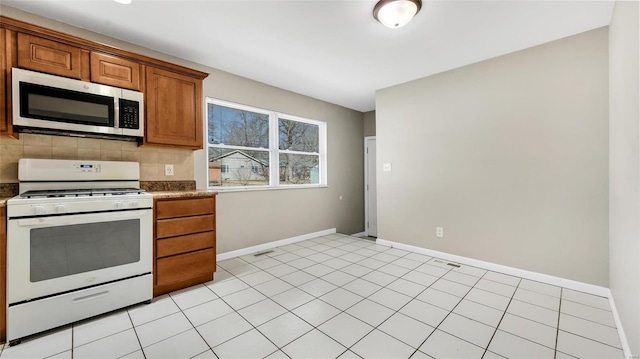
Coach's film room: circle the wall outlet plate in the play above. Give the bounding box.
[165,164,174,176]
[436,227,444,238]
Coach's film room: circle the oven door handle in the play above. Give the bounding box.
[14,209,151,227]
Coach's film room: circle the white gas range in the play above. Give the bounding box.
[6,159,153,345]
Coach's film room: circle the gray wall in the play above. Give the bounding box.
[1,5,365,254]
[376,28,609,286]
[609,1,639,355]
[363,111,376,137]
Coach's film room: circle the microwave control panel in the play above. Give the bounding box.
[119,99,140,130]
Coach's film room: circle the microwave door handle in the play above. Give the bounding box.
[114,96,120,130]
[15,209,151,227]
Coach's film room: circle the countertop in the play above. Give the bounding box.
[149,190,217,199]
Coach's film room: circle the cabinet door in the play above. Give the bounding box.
[1,28,6,132]
[17,33,83,79]
[145,67,203,148]
[90,52,140,91]
[1,28,18,137]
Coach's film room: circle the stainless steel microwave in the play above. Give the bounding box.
[12,68,144,139]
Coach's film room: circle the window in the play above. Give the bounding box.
[206,98,326,189]
[278,118,320,185]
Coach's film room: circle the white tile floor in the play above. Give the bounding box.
[0,233,625,359]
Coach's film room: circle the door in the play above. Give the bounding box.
[365,137,377,237]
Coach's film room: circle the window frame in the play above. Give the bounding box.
[205,98,327,190]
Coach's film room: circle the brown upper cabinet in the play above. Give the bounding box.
[145,66,203,148]
[17,33,85,80]
[90,52,141,91]
[0,16,208,147]
[1,28,7,132]
[1,27,17,137]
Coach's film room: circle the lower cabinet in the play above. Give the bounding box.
[153,195,216,297]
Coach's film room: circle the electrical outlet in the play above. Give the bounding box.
[165,164,174,176]
[436,227,444,238]
[383,163,392,172]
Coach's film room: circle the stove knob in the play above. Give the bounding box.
[130,200,139,207]
[114,201,124,209]
[33,205,45,215]
[54,204,66,213]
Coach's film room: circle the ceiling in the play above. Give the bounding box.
[3,0,615,112]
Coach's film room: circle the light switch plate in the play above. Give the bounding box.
[383,163,392,172]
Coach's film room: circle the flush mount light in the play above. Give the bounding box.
[113,0,132,4]
[373,0,422,28]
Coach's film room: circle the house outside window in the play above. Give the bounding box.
[206,98,327,189]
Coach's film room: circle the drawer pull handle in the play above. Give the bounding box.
[72,291,109,303]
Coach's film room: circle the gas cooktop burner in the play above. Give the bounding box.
[19,188,147,199]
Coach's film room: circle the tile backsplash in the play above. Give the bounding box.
[0,133,194,183]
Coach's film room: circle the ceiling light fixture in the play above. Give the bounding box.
[113,0,132,4]
[373,0,422,28]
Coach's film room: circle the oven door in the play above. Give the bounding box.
[7,208,152,304]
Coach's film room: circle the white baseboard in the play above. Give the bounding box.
[377,238,632,356]
[375,238,610,297]
[608,292,633,358]
[216,228,337,261]
[351,231,366,237]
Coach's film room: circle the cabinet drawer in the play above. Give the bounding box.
[156,197,214,219]
[156,214,214,239]
[17,33,83,79]
[156,249,215,286]
[90,52,140,90]
[157,231,214,258]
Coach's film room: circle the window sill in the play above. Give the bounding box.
[205,184,329,194]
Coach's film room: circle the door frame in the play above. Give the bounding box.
[364,136,376,237]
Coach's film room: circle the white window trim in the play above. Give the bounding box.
[205,97,327,191]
